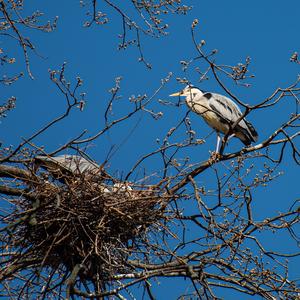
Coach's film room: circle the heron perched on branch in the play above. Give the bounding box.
[170,85,258,152]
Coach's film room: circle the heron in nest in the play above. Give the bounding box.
[34,154,132,193]
[35,154,102,175]
[170,85,258,153]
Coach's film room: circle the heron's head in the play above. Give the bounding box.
[169,85,204,99]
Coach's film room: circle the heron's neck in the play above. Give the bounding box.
[196,90,204,97]
[185,96,194,111]
[185,91,203,106]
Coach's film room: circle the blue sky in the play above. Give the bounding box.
[2,0,300,298]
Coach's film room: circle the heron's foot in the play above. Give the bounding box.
[209,151,221,163]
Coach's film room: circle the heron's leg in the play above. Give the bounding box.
[219,134,235,154]
[216,134,221,153]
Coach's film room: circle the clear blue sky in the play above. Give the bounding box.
[2,1,299,298]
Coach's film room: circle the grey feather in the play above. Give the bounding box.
[35,155,100,175]
[205,93,258,145]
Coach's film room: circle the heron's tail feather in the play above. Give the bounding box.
[235,121,258,146]
[245,120,258,142]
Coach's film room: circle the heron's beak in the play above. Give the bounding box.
[169,91,183,97]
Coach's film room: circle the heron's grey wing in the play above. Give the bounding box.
[205,93,243,124]
[212,94,258,142]
[35,155,100,174]
[205,93,258,144]
[53,155,100,174]
[35,155,70,172]
[68,157,100,174]
[207,93,257,133]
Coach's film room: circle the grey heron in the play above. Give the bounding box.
[34,154,132,193]
[35,155,101,175]
[170,85,258,152]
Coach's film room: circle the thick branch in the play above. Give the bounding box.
[0,185,27,197]
[0,164,32,180]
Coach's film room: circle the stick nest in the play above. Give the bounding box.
[10,168,166,284]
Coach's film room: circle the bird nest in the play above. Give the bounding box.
[8,165,167,286]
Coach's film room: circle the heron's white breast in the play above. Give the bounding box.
[202,112,229,133]
[186,97,229,134]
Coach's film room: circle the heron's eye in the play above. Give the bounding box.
[193,93,197,97]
